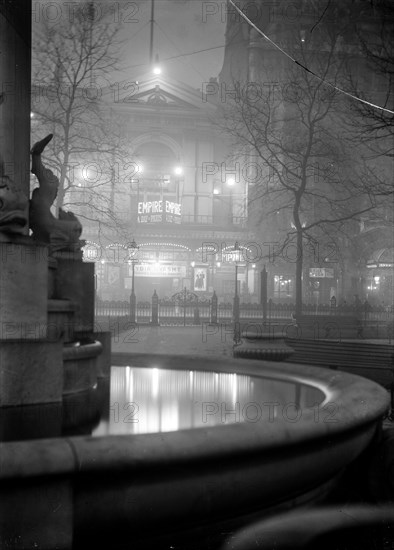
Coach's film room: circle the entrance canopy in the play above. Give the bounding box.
[367,248,394,268]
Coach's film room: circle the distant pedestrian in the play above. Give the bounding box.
[354,294,362,311]
[339,299,348,312]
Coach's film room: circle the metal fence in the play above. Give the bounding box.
[95,297,394,325]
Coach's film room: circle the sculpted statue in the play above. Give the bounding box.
[30,134,84,253]
[0,158,28,235]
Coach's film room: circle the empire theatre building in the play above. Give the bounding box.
[89,72,256,302]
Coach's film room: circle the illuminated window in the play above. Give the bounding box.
[273,275,294,299]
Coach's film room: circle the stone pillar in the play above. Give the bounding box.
[210,290,218,324]
[151,290,159,326]
[193,302,200,325]
[0,235,64,407]
[0,236,47,338]
[0,3,65,408]
[0,1,31,215]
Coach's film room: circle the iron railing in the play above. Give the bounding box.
[95,297,393,325]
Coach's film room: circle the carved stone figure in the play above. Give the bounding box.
[30,134,84,253]
[0,158,28,235]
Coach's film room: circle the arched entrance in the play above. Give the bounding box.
[365,248,394,305]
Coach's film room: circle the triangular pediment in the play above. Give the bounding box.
[132,83,198,110]
[104,73,217,114]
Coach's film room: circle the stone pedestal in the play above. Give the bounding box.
[233,333,294,361]
[54,253,95,333]
[0,401,62,441]
[48,299,76,344]
[0,340,63,406]
[0,236,48,339]
[48,257,57,299]
[0,237,63,407]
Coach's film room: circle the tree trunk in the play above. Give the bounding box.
[295,229,303,317]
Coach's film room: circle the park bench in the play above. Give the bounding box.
[293,314,362,339]
[286,338,394,389]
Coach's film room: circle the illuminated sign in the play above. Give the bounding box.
[137,200,181,224]
[129,264,187,278]
[309,268,334,278]
[367,263,393,268]
[223,251,243,263]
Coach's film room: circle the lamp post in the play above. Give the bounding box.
[174,165,182,203]
[227,176,235,225]
[233,241,240,325]
[128,239,139,324]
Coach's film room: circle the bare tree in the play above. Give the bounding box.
[345,0,394,243]
[31,1,129,240]
[348,0,394,160]
[219,34,392,315]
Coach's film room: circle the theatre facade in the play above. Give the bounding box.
[82,73,257,302]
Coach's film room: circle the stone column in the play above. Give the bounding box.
[0,235,64,407]
[151,290,159,326]
[210,290,218,324]
[0,1,31,215]
[0,3,65,408]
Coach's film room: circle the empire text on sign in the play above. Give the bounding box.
[137,200,182,224]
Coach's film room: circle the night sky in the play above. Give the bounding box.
[119,0,226,88]
[32,0,227,90]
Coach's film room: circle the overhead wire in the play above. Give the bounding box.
[100,42,232,98]
[154,20,207,81]
[228,0,394,115]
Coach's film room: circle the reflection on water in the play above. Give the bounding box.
[0,367,325,442]
[92,367,325,436]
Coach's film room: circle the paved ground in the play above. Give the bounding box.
[112,324,236,357]
[111,324,393,358]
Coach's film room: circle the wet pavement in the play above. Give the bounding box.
[112,324,235,357]
[111,324,393,359]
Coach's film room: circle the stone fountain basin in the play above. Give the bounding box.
[234,332,295,360]
[0,355,389,548]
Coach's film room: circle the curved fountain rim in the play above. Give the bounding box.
[111,351,388,408]
[108,352,391,441]
[112,352,336,401]
[0,353,389,481]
